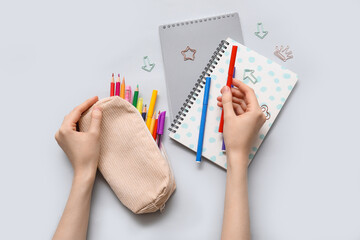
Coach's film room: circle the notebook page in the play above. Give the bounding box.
[169,38,298,169]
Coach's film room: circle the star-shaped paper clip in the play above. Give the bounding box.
[181,46,196,61]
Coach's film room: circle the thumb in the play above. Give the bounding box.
[88,106,102,134]
[221,86,235,118]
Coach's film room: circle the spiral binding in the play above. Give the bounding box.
[160,13,237,30]
[168,40,229,133]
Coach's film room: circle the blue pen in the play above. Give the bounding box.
[196,77,211,163]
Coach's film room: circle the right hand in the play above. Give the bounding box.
[217,79,265,167]
[55,96,103,180]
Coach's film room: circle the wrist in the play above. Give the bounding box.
[73,168,96,185]
[227,151,249,171]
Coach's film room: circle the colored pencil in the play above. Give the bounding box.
[196,77,211,163]
[153,111,160,140]
[157,111,166,147]
[146,90,158,129]
[142,105,147,121]
[149,112,156,135]
[133,85,139,107]
[125,85,132,103]
[120,77,125,99]
[137,97,143,113]
[115,74,120,96]
[219,45,237,133]
[110,73,115,97]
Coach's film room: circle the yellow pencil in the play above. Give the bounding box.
[137,97,143,113]
[149,112,156,134]
[146,90,158,129]
[120,77,126,99]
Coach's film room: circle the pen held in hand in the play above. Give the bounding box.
[222,66,235,152]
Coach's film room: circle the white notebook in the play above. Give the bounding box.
[169,38,298,169]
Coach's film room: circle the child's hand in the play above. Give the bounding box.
[217,79,265,167]
[55,96,102,180]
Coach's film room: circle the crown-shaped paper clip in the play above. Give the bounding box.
[274,45,293,62]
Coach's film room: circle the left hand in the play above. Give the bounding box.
[55,96,103,179]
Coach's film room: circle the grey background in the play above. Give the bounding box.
[0,0,359,239]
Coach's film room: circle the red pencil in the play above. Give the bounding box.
[219,45,237,133]
[110,73,115,97]
[153,111,160,140]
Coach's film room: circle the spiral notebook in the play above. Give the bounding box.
[159,13,244,121]
[168,38,298,169]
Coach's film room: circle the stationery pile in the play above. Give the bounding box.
[109,73,166,148]
[160,13,298,169]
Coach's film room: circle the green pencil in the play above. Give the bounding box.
[132,84,139,107]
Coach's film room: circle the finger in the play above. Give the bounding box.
[230,96,241,105]
[230,88,245,99]
[88,106,102,134]
[237,98,247,112]
[218,88,245,102]
[234,104,245,115]
[221,86,235,118]
[217,101,244,115]
[64,96,99,128]
[232,98,247,113]
[217,96,247,110]
[231,79,259,109]
[219,87,244,99]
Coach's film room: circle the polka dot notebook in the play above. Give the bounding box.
[169,37,298,169]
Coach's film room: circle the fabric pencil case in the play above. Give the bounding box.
[79,97,176,214]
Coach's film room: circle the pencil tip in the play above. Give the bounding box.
[112,73,114,77]
[118,74,120,77]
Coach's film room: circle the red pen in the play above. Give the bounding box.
[219,45,237,132]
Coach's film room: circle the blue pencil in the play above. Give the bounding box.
[196,77,211,163]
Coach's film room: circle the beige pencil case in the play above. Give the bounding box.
[79,97,176,214]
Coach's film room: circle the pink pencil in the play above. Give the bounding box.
[115,74,120,96]
[125,85,132,103]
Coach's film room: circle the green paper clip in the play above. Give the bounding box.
[243,69,258,84]
[254,22,268,39]
[141,56,155,72]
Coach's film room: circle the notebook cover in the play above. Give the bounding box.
[159,13,244,121]
[169,38,298,169]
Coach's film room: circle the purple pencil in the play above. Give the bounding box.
[157,111,166,148]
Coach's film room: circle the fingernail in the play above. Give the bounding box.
[222,86,230,93]
[92,107,102,118]
[94,106,102,112]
